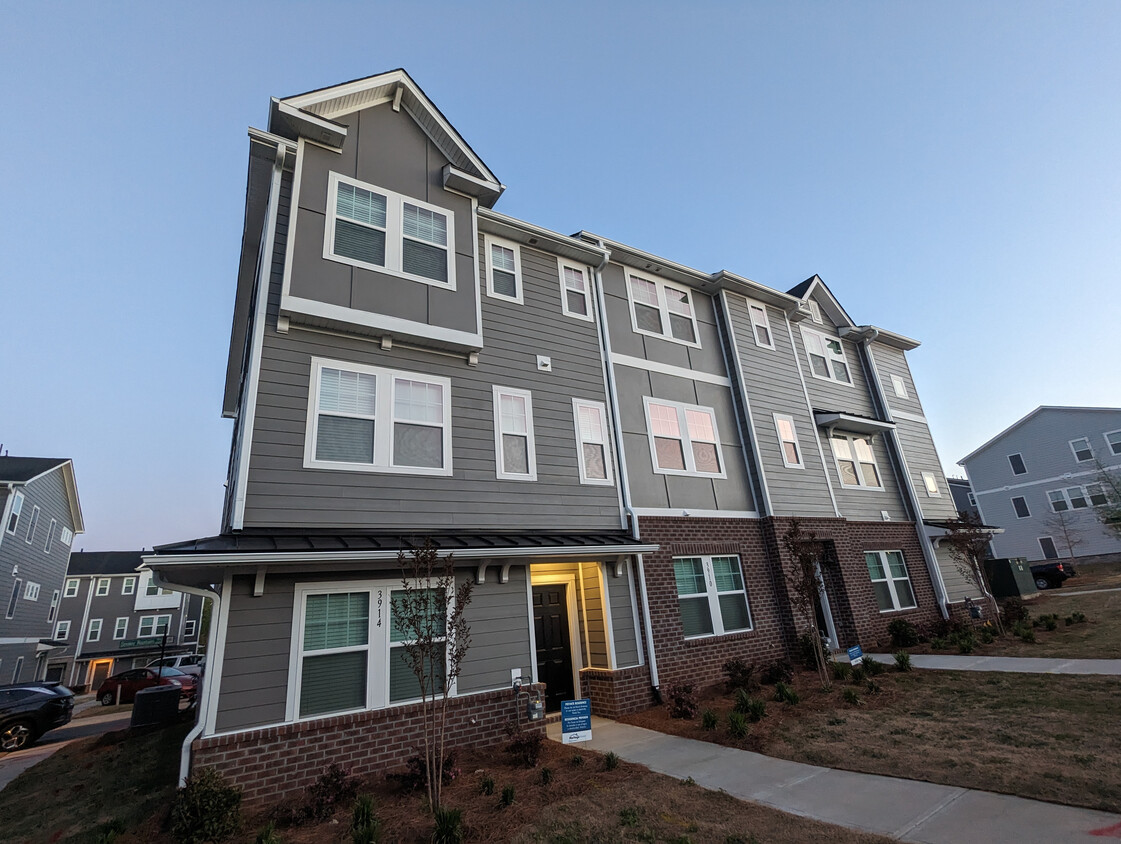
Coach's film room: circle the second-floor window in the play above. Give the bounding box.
[47,590,60,623]
[1012,496,1030,518]
[114,618,129,640]
[122,577,136,596]
[64,579,79,598]
[5,580,21,619]
[5,491,24,535]
[774,414,804,468]
[484,235,522,303]
[627,273,699,345]
[1069,437,1093,462]
[831,433,883,490]
[573,399,612,485]
[306,359,452,476]
[55,620,70,640]
[324,173,455,287]
[645,398,725,478]
[24,582,40,601]
[493,387,537,481]
[96,578,111,597]
[801,327,852,385]
[139,615,171,638]
[87,618,102,642]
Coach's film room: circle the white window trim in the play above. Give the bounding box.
[138,614,172,638]
[624,271,701,348]
[643,397,728,479]
[492,386,538,481]
[86,618,102,643]
[60,526,73,546]
[64,579,79,598]
[1069,437,1094,463]
[122,577,136,596]
[1047,484,1102,513]
[47,589,60,623]
[483,233,523,304]
[745,298,775,350]
[890,374,909,399]
[557,258,594,322]
[55,620,70,640]
[921,471,941,497]
[1008,453,1027,475]
[322,172,456,290]
[572,399,614,486]
[184,619,197,637]
[5,491,23,535]
[286,578,458,723]
[304,357,454,477]
[5,579,20,619]
[673,555,753,639]
[1011,496,1031,519]
[24,505,40,544]
[830,432,885,491]
[808,299,823,324]
[865,550,918,613]
[800,326,853,386]
[44,518,57,553]
[1105,430,1121,456]
[24,581,40,601]
[773,413,805,469]
[113,617,129,640]
[95,578,111,597]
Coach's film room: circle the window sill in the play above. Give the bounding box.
[877,605,919,615]
[324,251,457,291]
[304,457,453,478]
[683,629,754,645]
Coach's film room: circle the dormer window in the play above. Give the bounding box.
[626,274,699,345]
[801,327,852,385]
[325,173,455,288]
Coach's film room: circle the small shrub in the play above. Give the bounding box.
[957,634,976,654]
[733,689,767,722]
[893,651,912,672]
[387,754,456,794]
[570,753,585,767]
[479,775,495,796]
[849,664,866,684]
[830,660,851,681]
[303,764,359,822]
[796,632,819,668]
[666,682,699,719]
[505,727,545,767]
[499,786,515,808]
[701,708,718,730]
[431,806,464,844]
[761,658,794,685]
[97,820,127,844]
[773,681,800,705]
[1019,627,1036,643]
[539,767,553,786]
[255,822,281,844]
[1072,611,1087,624]
[620,807,641,827]
[682,776,696,786]
[843,687,861,706]
[929,637,948,650]
[350,795,381,844]
[887,618,920,648]
[727,711,749,739]
[169,767,242,844]
[862,656,885,677]
[722,658,759,693]
[979,628,995,644]
[1065,616,1075,626]
[1001,597,1028,627]
[1043,616,1058,631]
[604,751,620,771]
[865,679,881,695]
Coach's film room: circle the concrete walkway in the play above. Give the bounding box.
[547,717,1121,843]
[866,654,1121,674]
[1048,585,1121,597]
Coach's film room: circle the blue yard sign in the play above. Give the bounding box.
[847,645,864,666]
[560,698,592,744]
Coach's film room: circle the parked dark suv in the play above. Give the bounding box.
[0,682,75,752]
[1030,561,1076,590]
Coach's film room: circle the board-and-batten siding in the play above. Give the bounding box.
[723,294,836,518]
[216,570,534,734]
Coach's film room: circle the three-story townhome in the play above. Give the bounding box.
[145,70,961,804]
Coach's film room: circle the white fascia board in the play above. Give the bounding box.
[581,231,715,291]
[478,210,607,265]
[814,412,896,435]
[712,271,801,312]
[248,127,299,157]
[796,276,857,329]
[442,165,504,208]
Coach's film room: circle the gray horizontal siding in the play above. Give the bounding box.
[894,420,957,520]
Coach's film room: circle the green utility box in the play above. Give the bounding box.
[983,557,1038,599]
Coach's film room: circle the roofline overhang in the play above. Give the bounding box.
[442,165,504,208]
[2,460,84,533]
[813,412,896,435]
[958,406,1121,465]
[840,324,920,351]
[269,99,348,148]
[481,211,609,265]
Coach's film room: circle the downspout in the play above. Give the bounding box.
[857,331,951,619]
[74,576,95,685]
[590,243,660,699]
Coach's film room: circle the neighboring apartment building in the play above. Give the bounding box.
[46,552,205,690]
[948,477,979,519]
[0,457,83,684]
[144,70,965,803]
[960,406,1121,565]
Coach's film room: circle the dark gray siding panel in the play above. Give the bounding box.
[459,567,533,693]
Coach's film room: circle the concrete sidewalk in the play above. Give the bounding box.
[547,717,1121,843]
[866,654,1121,674]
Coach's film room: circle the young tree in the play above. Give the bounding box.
[781,520,832,688]
[393,543,473,812]
[1092,460,1121,540]
[940,513,1002,633]
[1043,506,1085,561]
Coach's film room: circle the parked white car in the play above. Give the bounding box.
[146,654,206,677]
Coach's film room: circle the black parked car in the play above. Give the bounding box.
[1030,561,1076,590]
[0,682,75,752]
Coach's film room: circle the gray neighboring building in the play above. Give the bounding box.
[145,70,966,804]
[0,457,84,683]
[47,552,205,691]
[960,406,1121,565]
[948,478,980,519]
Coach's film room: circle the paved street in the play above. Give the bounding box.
[0,707,131,792]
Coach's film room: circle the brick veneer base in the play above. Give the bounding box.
[192,685,545,808]
[580,665,655,717]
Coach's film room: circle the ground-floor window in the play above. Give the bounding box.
[864,550,917,612]
[672,555,752,638]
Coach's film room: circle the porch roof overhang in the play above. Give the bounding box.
[922,519,1004,548]
[813,411,896,436]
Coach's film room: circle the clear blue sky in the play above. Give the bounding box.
[2,3,1118,550]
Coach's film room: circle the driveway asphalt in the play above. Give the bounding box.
[547,717,1121,844]
[865,654,1121,674]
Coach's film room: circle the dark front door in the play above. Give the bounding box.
[533,584,575,712]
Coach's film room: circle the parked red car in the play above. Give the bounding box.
[97,667,197,705]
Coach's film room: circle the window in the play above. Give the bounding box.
[184,619,197,637]
[1086,483,1108,506]
[967,492,976,506]
[672,555,752,638]
[626,273,699,345]
[96,578,111,597]
[55,620,70,640]
[60,526,73,546]
[5,491,23,534]
[890,375,908,399]
[324,173,455,287]
[47,590,60,623]
[1048,484,1106,512]
[865,551,917,612]
[1106,430,1121,456]
[830,433,883,489]
[24,505,40,544]
[43,519,56,553]
[558,260,593,321]
[644,398,725,477]
[5,580,20,619]
[114,618,128,640]
[801,327,852,384]
[573,399,612,485]
[484,235,522,303]
[1008,453,1027,475]
[1070,437,1093,463]
[921,472,941,497]
[86,618,102,642]
[122,577,136,596]
[306,359,453,476]
[1038,537,1059,560]
[746,299,774,349]
[808,300,823,324]
[24,582,40,601]
[64,579,79,598]
[774,414,804,468]
[144,578,172,597]
[1012,496,1030,518]
[138,615,171,638]
[493,387,537,481]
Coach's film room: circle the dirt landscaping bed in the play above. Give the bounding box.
[619,666,1121,815]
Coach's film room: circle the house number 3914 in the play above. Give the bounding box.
[376,589,383,627]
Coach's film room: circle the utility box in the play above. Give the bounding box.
[983,557,1038,599]
[131,685,181,728]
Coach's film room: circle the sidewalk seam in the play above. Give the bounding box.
[891,787,968,839]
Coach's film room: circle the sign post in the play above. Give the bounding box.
[560,698,592,744]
